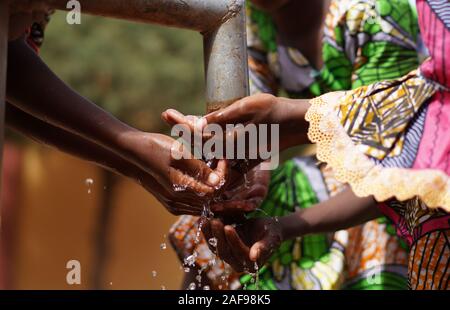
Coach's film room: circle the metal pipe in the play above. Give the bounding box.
[45,0,249,112]
[46,0,243,33]
[203,1,249,112]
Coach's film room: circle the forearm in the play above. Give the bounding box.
[279,187,380,241]
[6,39,143,167]
[277,97,311,150]
[5,103,150,185]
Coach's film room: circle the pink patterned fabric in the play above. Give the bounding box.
[413,0,450,174]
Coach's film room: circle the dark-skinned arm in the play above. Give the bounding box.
[6,38,225,195]
[5,103,208,215]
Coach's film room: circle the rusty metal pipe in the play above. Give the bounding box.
[45,0,249,111]
[203,2,248,112]
[46,0,243,33]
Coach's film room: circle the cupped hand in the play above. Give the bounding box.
[123,132,227,199]
[209,166,270,216]
[137,172,214,216]
[201,217,282,273]
[162,94,309,170]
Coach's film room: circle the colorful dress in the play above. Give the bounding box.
[306,0,450,289]
[170,0,420,290]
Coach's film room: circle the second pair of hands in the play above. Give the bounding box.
[161,93,311,272]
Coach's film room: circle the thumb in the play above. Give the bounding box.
[249,239,271,263]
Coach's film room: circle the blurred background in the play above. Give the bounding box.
[1,11,208,289]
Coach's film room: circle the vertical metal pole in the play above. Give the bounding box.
[203,0,249,112]
[0,0,9,210]
[0,0,9,289]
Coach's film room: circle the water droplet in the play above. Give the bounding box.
[195,275,202,283]
[208,237,218,248]
[184,267,190,273]
[203,285,210,290]
[160,243,167,250]
[85,178,94,186]
[161,285,166,290]
[188,282,196,290]
[152,270,157,277]
[243,173,250,189]
[109,282,112,285]
[87,189,91,194]
[254,261,259,271]
[184,252,197,266]
[173,184,187,192]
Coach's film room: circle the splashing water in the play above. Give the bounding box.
[203,285,210,290]
[195,274,202,283]
[184,252,198,267]
[173,184,188,192]
[188,282,196,290]
[208,237,218,248]
[253,262,260,289]
[184,267,190,273]
[195,204,212,243]
[243,173,250,189]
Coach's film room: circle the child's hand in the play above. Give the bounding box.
[162,94,310,169]
[202,217,282,273]
[210,167,270,215]
[123,132,227,201]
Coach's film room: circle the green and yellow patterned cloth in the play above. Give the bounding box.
[170,0,419,290]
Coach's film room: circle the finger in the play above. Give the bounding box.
[210,200,258,214]
[211,220,243,272]
[168,202,203,216]
[224,225,252,271]
[162,109,203,132]
[249,238,274,265]
[212,159,227,187]
[204,99,252,128]
[172,158,221,188]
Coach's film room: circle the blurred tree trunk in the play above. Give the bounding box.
[0,142,23,289]
[91,169,117,289]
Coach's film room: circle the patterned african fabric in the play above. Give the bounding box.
[247,0,421,98]
[305,0,450,289]
[169,0,418,290]
[170,158,409,290]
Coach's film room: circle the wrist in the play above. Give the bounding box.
[117,131,162,172]
[277,98,310,150]
[279,210,309,241]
